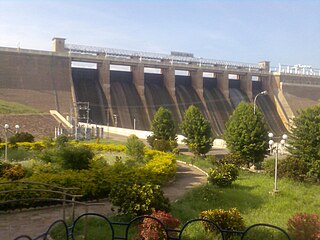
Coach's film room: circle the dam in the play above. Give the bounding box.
[1,38,320,137]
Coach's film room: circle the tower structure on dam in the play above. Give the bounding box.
[1,38,320,137]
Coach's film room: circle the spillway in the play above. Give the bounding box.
[252,81,287,135]
[72,68,107,124]
[72,68,287,137]
[145,73,180,124]
[110,71,149,130]
[203,77,233,136]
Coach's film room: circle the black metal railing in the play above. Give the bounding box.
[0,181,104,221]
[14,213,292,240]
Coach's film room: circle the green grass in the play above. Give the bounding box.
[0,99,40,114]
[176,154,213,172]
[171,170,320,230]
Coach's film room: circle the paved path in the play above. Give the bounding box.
[0,161,207,240]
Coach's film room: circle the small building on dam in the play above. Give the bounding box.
[1,37,320,137]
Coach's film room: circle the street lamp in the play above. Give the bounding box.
[4,124,9,162]
[254,90,267,115]
[268,132,288,193]
[133,116,136,130]
[15,124,20,133]
[113,114,118,127]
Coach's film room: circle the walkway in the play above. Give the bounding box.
[0,162,208,240]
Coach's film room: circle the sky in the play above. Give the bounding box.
[0,0,320,68]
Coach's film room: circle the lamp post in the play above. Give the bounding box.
[133,116,136,130]
[4,124,9,161]
[113,114,118,127]
[15,124,20,133]
[254,90,267,115]
[268,132,288,193]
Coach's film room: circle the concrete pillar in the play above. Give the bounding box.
[131,63,145,97]
[97,59,110,124]
[162,66,176,99]
[52,37,66,53]
[216,71,229,100]
[98,59,111,104]
[161,66,182,121]
[131,62,152,127]
[239,73,253,100]
[190,69,203,98]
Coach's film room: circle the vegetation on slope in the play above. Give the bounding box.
[0,99,40,114]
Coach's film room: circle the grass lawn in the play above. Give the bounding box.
[171,170,320,230]
[0,99,40,114]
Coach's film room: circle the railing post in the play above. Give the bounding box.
[62,189,66,222]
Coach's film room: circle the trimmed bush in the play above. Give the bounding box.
[200,208,245,238]
[109,182,170,216]
[0,162,26,180]
[9,132,34,143]
[208,163,239,187]
[55,135,69,146]
[139,210,180,240]
[17,142,46,151]
[57,145,94,170]
[220,152,246,167]
[287,212,320,240]
[143,153,177,185]
[263,156,308,181]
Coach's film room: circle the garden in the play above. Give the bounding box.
[1,103,320,239]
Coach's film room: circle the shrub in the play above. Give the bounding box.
[1,163,26,180]
[17,141,46,151]
[143,153,176,185]
[200,208,245,239]
[9,132,34,143]
[5,147,33,162]
[109,182,170,216]
[220,152,246,167]
[139,210,180,240]
[287,213,320,240]
[208,163,239,187]
[125,135,145,163]
[263,156,308,181]
[79,142,126,152]
[57,145,94,170]
[55,135,69,146]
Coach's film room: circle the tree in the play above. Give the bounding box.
[147,107,177,152]
[125,134,145,164]
[224,102,269,166]
[180,105,213,156]
[288,105,320,179]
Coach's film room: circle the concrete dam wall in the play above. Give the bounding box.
[1,38,320,138]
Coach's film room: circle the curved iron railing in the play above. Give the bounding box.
[14,212,292,240]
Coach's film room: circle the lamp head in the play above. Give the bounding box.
[268,139,274,146]
[268,132,274,138]
[262,90,268,95]
[15,125,20,130]
[4,124,9,129]
[282,134,288,140]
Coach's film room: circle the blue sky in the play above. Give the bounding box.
[0,0,319,68]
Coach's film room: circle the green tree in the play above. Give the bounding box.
[125,134,145,164]
[224,102,269,166]
[288,105,320,179]
[180,105,213,156]
[147,107,177,152]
